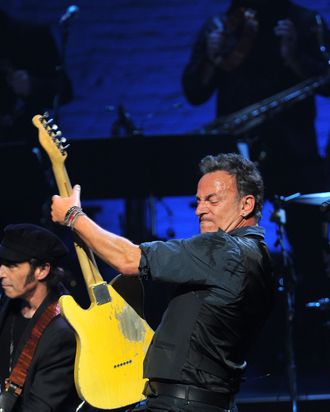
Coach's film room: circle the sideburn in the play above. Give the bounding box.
[23,265,37,286]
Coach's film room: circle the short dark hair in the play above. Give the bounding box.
[199,153,264,220]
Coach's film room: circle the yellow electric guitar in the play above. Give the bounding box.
[32,114,154,409]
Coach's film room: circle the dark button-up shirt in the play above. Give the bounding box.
[139,226,275,393]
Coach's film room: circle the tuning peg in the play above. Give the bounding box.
[51,124,59,131]
[60,137,67,143]
[54,130,63,138]
[62,144,70,150]
[46,118,54,125]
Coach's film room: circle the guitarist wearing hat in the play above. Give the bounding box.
[0,223,79,412]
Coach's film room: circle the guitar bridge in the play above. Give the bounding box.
[92,282,111,305]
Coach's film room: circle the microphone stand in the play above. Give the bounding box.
[271,194,300,412]
[53,19,71,123]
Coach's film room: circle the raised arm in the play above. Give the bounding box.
[51,185,141,275]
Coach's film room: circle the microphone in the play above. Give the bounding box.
[59,5,80,26]
[320,199,330,213]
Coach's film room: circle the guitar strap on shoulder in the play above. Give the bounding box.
[4,301,60,398]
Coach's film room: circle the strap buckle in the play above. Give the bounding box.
[4,379,22,397]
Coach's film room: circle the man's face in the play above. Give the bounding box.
[195,171,243,233]
[0,261,38,300]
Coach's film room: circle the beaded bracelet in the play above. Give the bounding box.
[64,206,86,230]
[64,206,80,226]
[69,209,85,230]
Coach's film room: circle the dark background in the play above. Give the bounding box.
[0,1,329,410]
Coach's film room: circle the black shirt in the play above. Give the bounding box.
[139,226,275,393]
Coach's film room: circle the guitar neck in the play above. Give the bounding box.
[52,163,104,291]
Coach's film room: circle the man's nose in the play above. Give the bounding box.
[195,200,208,216]
[0,265,7,277]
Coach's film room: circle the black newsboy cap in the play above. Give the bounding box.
[0,223,68,263]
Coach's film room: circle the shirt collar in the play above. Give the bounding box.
[228,225,265,239]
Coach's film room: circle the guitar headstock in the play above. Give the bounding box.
[32,113,69,165]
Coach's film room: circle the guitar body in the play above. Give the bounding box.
[60,282,154,409]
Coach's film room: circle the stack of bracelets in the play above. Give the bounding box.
[64,206,86,230]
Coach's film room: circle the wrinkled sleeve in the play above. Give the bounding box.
[139,233,231,286]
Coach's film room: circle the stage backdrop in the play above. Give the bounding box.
[1,0,329,242]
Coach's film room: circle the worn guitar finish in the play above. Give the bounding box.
[33,114,154,409]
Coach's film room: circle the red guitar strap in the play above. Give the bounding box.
[4,301,60,397]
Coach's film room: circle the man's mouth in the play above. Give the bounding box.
[200,218,212,224]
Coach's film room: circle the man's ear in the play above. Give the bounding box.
[240,195,256,217]
[35,263,51,281]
